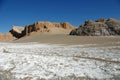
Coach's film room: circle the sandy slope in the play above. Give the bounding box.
[13,34,120,47]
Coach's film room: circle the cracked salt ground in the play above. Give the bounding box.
[0,43,120,80]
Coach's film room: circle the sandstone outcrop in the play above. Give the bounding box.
[70,18,120,36]
[22,22,74,36]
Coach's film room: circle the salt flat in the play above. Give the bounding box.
[0,43,120,80]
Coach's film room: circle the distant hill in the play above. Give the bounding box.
[70,18,120,36]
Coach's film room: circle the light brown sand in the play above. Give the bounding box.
[12,34,120,47]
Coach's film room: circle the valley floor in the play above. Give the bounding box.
[0,42,120,80]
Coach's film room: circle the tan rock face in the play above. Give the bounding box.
[62,22,74,29]
[12,26,24,34]
[0,32,16,42]
[22,22,75,36]
[0,33,4,42]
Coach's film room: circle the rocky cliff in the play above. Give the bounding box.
[9,26,24,38]
[70,18,120,36]
[22,22,74,36]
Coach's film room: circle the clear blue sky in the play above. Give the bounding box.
[0,0,120,33]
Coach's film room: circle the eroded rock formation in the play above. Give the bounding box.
[70,18,120,36]
[22,22,74,36]
[0,26,24,42]
[9,26,24,38]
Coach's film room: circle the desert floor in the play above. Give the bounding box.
[0,34,120,80]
